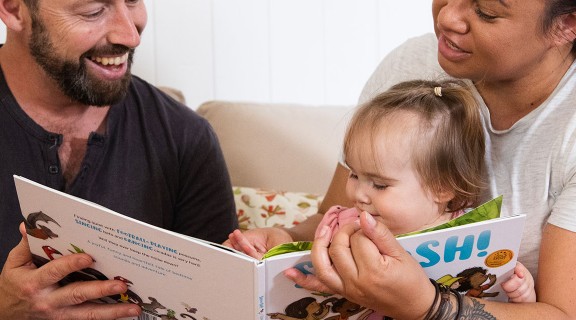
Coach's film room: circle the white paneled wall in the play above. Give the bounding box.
[0,1,434,108]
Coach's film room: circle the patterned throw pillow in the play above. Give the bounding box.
[233,186,323,230]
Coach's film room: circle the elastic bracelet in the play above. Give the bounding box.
[450,288,463,320]
[434,283,452,319]
[429,281,456,320]
[423,279,440,320]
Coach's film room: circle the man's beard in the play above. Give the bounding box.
[28,14,134,106]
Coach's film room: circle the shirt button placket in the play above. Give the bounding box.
[46,134,62,180]
[48,165,59,174]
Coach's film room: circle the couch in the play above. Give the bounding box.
[196,100,353,230]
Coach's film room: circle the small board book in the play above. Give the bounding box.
[15,175,525,320]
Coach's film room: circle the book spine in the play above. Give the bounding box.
[255,262,266,320]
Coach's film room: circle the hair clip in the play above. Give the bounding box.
[434,87,442,97]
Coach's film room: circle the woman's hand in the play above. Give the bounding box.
[312,211,435,319]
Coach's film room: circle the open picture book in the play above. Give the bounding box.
[15,175,526,320]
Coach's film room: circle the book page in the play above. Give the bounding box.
[16,176,263,320]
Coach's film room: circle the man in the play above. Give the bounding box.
[0,0,237,318]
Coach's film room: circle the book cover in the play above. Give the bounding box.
[15,176,525,320]
[262,196,524,319]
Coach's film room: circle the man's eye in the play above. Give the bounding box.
[82,8,105,19]
[349,173,358,180]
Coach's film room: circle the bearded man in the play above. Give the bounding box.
[0,1,237,318]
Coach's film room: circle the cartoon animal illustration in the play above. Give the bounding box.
[156,309,179,319]
[139,297,167,314]
[267,296,337,320]
[63,246,109,283]
[35,245,143,307]
[436,274,463,290]
[111,276,143,304]
[181,302,198,314]
[453,267,500,298]
[24,211,61,239]
[32,245,142,306]
[324,298,366,320]
[68,243,87,254]
[32,245,109,287]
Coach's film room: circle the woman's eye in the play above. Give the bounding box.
[474,8,497,21]
[349,173,358,180]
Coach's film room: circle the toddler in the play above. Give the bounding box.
[316,79,535,303]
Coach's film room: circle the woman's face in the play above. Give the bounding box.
[432,0,559,84]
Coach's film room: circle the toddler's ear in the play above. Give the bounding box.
[433,189,455,204]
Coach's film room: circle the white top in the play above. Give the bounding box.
[358,33,576,278]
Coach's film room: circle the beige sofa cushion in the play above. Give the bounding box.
[197,101,352,195]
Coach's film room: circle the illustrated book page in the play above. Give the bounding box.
[15,176,265,320]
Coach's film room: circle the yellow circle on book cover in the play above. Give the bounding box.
[484,249,514,268]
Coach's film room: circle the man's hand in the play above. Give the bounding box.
[0,223,141,319]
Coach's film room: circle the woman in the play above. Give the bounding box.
[227,0,576,318]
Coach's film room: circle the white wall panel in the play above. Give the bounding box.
[212,0,270,103]
[269,0,325,105]
[324,0,379,105]
[0,24,5,43]
[154,0,214,108]
[378,2,434,59]
[132,0,157,83]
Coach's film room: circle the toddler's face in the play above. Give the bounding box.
[344,112,450,235]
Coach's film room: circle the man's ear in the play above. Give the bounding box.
[0,0,27,32]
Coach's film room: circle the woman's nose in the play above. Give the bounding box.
[435,0,470,35]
